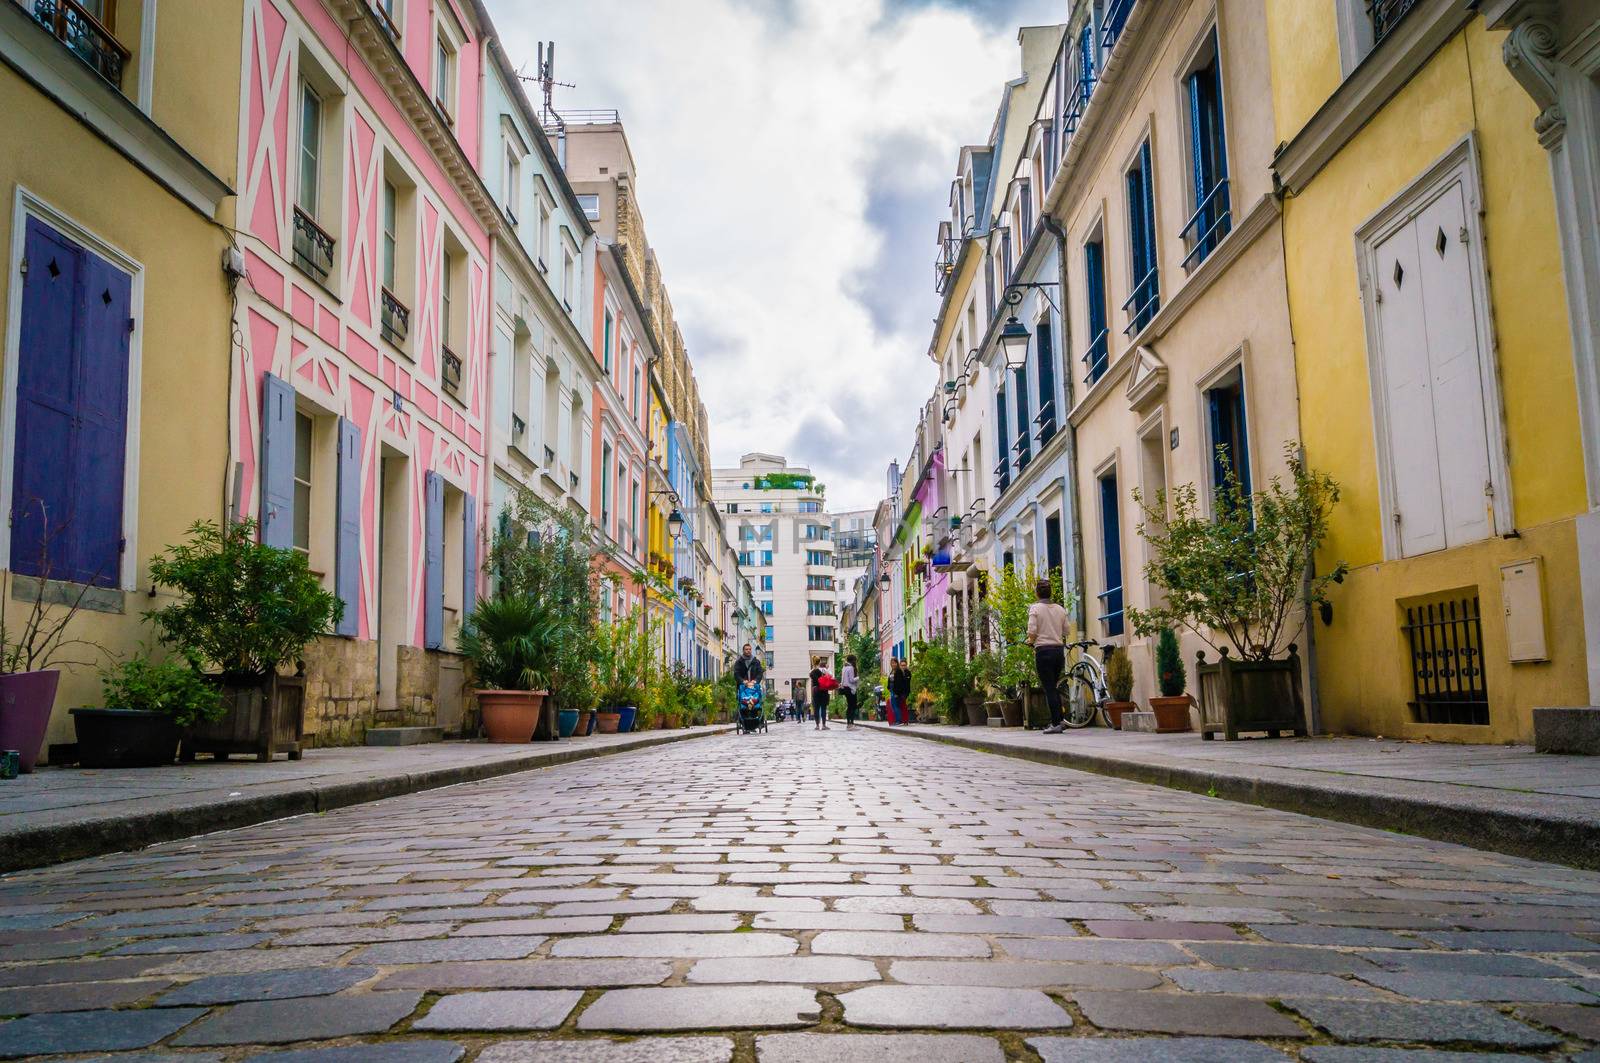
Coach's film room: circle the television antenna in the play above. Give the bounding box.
[519,42,576,133]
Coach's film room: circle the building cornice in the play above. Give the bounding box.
[1273,2,1476,194]
[0,2,232,219]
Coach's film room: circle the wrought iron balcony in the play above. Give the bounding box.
[544,445,556,466]
[440,344,462,395]
[292,207,335,285]
[1034,399,1057,447]
[1081,326,1109,384]
[934,234,960,295]
[27,0,129,88]
[1097,583,1125,636]
[1121,267,1160,336]
[369,0,400,41]
[1101,0,1136,52]
[1369,0,1418,47]
[1180,179,1232,270]
[511,413,526,439]
[993,457,1011,498]
[380,286,409,345]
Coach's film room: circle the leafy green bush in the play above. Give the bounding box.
[457,596,566,691]
[1155,627,1186,697]
[99,653,224,727]
[147,519,341,684]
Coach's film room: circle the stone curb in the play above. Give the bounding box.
[0,727,728,874]
[860,722,1600,870]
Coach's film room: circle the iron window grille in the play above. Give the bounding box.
[29,0,128,87]
[1404,595,1489,725]
[292,207,335,284]
[1369,0,1419,47]
[380,286,409,345]
[440,345,462,395]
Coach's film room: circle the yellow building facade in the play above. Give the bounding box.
[0,0,238,759]
[1267,1,1597,743]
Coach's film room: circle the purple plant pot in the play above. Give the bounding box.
[0,669,61,773]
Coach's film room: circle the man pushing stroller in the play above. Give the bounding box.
[734,644,767,734]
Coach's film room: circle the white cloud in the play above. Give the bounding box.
[485,0,1063,510]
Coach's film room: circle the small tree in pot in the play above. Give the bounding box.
[1131,445,1346,739]
[148,519,340,761]
[1102,646,1135,730]
[1147,627,1191,733]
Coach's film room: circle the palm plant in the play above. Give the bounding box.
[457,595,566,692]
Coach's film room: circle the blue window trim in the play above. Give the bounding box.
[1097,469,1124,637]
[1121,140,1160,336]
[1082,239,1109,383]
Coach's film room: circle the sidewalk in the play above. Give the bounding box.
[861,721,1600,869]
[0,725,727,873]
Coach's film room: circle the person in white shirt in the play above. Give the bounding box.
[840,655,860,729]
[1026,579,1072,734]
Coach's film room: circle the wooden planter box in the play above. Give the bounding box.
[1195,647,1307,741]
[183,674,306,762]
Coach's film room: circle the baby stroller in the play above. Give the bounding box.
[737,681,767,734]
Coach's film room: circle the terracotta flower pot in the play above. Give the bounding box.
[1103,701,1137,730]
[1148,695,1194,733]
[0,669,59,773]
[574,710,594,736]
[478,690,548,743]
[596,710,622,734]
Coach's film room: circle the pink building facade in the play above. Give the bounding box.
[230,0,496,737]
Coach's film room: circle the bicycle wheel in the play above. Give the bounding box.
[1058,663,1098,728]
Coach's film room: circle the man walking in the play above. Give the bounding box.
[1027,579,1071,734]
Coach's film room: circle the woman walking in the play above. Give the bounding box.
[809,657,832,730]
[1028,579,1072,734]
[840,655,860,729]
[888,658,911,725]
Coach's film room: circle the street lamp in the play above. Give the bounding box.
[878,572,891,593]
[998,315,1031,370]
[666,507,685,539]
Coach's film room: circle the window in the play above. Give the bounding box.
[765,625,774,642]
[764,650,775,667]
[502,141,522,224]
[1035,317,1057,444]
[994,385,1010,494]
[807,574,832,591]
[372,0,401,39]
[1012,364,1031,470]
[434,31,456,120]
[760,575,773,591]
[1083,236,1109,382]
[561,241,576,310]
[1124,140,1159,334]
[807,600,833,616]
[1097,468,1124,637]
[632,365,641,414]
[760,502,773,514]
[298,85,322,218]
[798,501,820,513]
[600,442,613,531]
[1182,31,1231,269]
[603,310,613,375]
[9,215,133,588]
[805,550,828,566]
[382,181,398,291]
[1359,145,1504,559]
[761,550,774,566]
[1337,0,1420,73]
[576,193,601,220]
[808,625,835,642]
[536,195,551,270]
[760,600,773,615]
[293,411,313,555]
[1205,365,1252,509]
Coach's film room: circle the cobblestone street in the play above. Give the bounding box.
[3,726,1600,1061]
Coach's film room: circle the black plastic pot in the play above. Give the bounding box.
[70,708,181,768]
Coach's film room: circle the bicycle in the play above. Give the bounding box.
[1057,639,1112,728]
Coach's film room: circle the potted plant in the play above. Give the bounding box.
[0,543,101,773]
[458,595,564,742]
[1102,646,1136,729]
[1131,445,1345,740]
[71,652,223,767]
[594,615,647,735]
[148,520,339,762]
[1148,627,1192,733]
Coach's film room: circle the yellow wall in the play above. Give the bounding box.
[0,3,239,755]
[1267,13,1589,741]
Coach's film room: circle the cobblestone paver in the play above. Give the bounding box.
[1,726,1599,1059]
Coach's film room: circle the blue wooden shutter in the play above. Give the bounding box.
[260,372,296,548]
[1012,366,1030,464]
[462,492,478,620]
[1099,471,1123,636]
[993,387,1009,490]
[334,417,361,636]
[1036,319,1056,438]
[73,253,132,587]
[424,471,444,649]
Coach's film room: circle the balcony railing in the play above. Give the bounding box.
[1081,326,1109,384]
[544,445,556,466]
[28,0,129,88]
[440,345,462,395]
[1369,0,1418,47]
[1101,0,1136,53]
[994,457,1011,498]
[933,236,960,295]
[1121,267,1160,336]
[380,286,409,345]
[512,413,526,439]
[292,207,335,284]
[1097,584,1125,637]
[1180,179,1232,270]
[1034,399,1057,447]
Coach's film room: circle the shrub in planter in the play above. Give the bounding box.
[1131,445,1344,739]
[148,520,340,761]
[1145,627,1192,732]
[73,653,223,768]
[1102,646,1136,730]
[458,595,565,743]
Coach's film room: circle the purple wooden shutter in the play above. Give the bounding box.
[334,416,362,636]
[11,218,129,588]
[259,372,295,549]
[424,471,444,649]
[462,492,478,620]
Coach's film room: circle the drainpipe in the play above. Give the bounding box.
[1043,216,1088,636]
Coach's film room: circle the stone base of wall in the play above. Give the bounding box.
[300,636,475,748]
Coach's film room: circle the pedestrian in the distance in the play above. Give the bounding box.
[840,655,859,729]
[1028,578,1071,734]
[810,657,832,730]
[888,658,912,725]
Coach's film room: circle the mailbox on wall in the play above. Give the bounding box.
[1500,557,1550,664]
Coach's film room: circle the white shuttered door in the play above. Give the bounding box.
[1372,178,1494,557]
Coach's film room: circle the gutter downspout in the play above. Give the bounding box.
[1044,216,1088,636]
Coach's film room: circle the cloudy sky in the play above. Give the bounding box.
[485,0,1065,511]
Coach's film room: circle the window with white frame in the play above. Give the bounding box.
[576,194,601,221]
[433,23,458,122]
[536,189,552,271]
[502,136,523,226]
[1358,139,1507,560]
[561,232,577,311]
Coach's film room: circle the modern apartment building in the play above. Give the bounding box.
[713,454,835,702]
[831,508,876,623]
